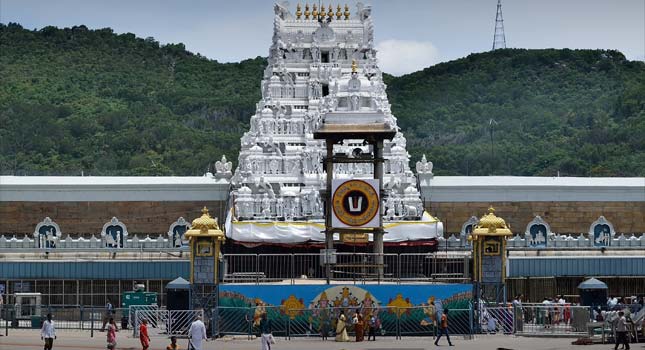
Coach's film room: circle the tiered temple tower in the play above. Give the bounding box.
[227,3,441,244]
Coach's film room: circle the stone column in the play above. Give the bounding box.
[324,141,334,283]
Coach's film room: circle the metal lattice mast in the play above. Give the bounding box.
[492,0,506,50]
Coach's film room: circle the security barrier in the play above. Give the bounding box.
[222,252,469,283]
[212,305,474,339]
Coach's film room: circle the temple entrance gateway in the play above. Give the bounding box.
[225,2,443,250]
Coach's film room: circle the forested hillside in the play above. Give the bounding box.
[1,23,643,176]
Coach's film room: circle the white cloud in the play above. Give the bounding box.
[375,39,440,76]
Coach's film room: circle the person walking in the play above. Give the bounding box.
[166,336,180,350]
[106,318,118,350]
[367,313,378,341]
[188,315,207,350]
[101,299,114,332]
[41,313,56,350]
[139,319,151,350]
[615,311,630,350]
[355,313,365,342]
[434,309,453,347]
[259,313,275,350]
[335,311,349,342]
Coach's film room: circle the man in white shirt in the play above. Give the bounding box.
[188,315,207,350]
[614,311,630,350]
[542,298,552,328]
[41,313,56,350]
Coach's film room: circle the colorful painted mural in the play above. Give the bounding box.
[218,284,472,337]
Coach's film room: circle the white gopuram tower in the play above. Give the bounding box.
[226,3,442,244]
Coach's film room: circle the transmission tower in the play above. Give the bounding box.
[492,0,506,50]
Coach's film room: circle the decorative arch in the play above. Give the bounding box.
[460,216,479,246]
[589,216,615,247]
[524,216,552,248]
[33,217,61,248]
[101,217,128,248]
[167,217,190,247]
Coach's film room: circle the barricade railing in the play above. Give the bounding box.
[133,309,202,337]
[0,304,130,335]
[212,305,475,339]
[213,306,287,338]
[479,306,515,334]
[222,252,469,284]
[513,304,591,335]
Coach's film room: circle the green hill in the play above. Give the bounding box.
[1,23,643,176]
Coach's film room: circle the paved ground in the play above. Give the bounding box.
[1,330,643,350]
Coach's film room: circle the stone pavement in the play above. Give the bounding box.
[1,330,643,350]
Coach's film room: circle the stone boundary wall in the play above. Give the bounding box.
[0,201,228,236]
[426,201,645,234]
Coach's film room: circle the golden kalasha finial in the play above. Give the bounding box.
[344,4,350,20]
[351,59,358,73]
[312,4,318,19]
[304,3,310,19]
[327,4,334,19]
[296,3,302,20]
[336,4,342,19]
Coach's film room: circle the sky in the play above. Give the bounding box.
[2,0,644,76]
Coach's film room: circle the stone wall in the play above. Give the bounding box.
[0,201,228,236]
[425,201,645,234]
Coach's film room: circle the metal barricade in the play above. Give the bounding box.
[513,303,590,335]
[133,309,203,337]
[221,253,470,284]
[480,306,514,334]
[213,305,476,339]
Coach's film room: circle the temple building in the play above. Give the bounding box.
[0,3,643,306]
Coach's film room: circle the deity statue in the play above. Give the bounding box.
[331,44,341,61]
[350,94,360,111]
[261,194,272,218]
[275,197,285,218]
[310,46,320,63]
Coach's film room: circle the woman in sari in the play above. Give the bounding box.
[355,314,365,342]
[335,311,349,342]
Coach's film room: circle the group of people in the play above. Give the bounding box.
[538,295,571,328]
[607,295,645,312]
[333,310,380,342]
[40,313,205,350]
[511,294,571,328]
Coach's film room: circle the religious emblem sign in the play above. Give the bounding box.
[331,179,380,228]
[483,239,501,256]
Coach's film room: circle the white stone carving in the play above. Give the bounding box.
[589,216,615,247]
[525,216,553,247]
[460,216,479,246]
[167,217,190,247]
[33,217,61,248]
[215,155,233,177]
[101,217,128,248]
[416,154,433,174]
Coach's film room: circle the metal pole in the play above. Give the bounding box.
[290,254,295,285]
[397,254,401,284]
[396,307,401,340]
[90,306,94,338]
[373,140,384,279]
[4,305,8,337]
[469,302,473,337]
